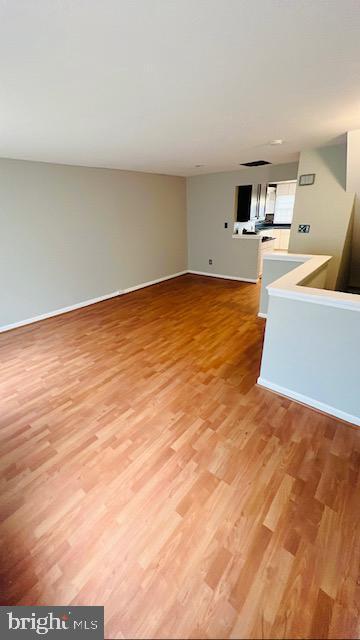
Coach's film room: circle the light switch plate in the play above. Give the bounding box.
[298,224,310,233]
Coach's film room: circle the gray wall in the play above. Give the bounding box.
[259,256,307,316]
[289,144,354,290]
[346,129,360,287]
[0,158,186,327]
[187,162,298,279]
[260,295,360,422]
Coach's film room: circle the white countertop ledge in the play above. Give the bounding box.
[266,253,360,312]
[263,251,311,262]
[232,234,262,240]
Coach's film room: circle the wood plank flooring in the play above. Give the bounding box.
[1,274,359,639]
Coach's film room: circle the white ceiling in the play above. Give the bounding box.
[1,0,360,176]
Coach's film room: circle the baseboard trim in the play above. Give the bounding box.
[258,312,267,319]
[0,271,188,333]
[121,271,187,295]
[257,377,360,427]
[188,270,258,283]
[0,269,253,334]
[0,291,121,334]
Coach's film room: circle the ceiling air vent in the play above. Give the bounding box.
[240,160,272,167]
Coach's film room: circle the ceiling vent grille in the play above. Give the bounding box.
[240,160,272,167]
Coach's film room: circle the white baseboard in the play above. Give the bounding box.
[188,270,258,283]
[258,312,267,319]
[0,291,121,334]
[257,377,360,427]
[121,271,187,295]
[0,271,188,333]
[0,269,253,334]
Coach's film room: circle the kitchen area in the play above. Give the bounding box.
[186,160,299,284]
[233,179,296,276]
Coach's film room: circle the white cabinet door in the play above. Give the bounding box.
[279,229,290,250]
[259,240,275,276]
[271,229,281,249]
[273,182,296,224]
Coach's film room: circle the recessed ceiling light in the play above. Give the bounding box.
[269,139,283,145]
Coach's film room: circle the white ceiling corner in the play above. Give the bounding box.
[1,0,360,176]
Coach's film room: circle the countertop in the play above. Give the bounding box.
[232,234,262,240]
[255,222,291,230]
[232,234,275,243]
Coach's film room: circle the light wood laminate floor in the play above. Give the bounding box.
[1,274,359,639]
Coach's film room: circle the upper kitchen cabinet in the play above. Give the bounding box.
[235,183,267,223]
[272,181,296,225]
[236,185,252,222]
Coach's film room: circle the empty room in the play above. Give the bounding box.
[1,1,360,639]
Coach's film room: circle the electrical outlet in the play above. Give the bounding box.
[224,222,228,229]
[298,224,310,234]
[209,259,213,265]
